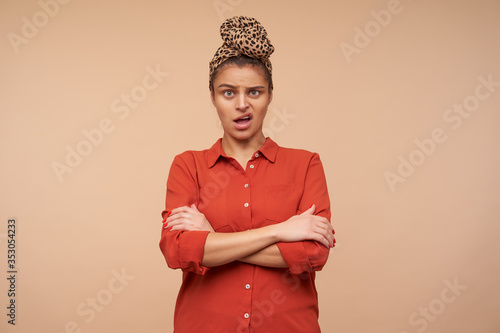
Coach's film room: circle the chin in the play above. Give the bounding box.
[232,132,253,141]
[226,129,253,141]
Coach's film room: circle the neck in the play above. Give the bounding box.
[221,132,266,159]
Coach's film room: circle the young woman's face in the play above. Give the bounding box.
[211,64,273,143]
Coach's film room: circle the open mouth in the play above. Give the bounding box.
[233,114,253,130]
[234,115,251,124]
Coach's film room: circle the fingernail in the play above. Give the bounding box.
[167,211,172,216]
[309,204,314,208]
[162,218,166,223]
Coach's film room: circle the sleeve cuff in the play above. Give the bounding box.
[276,242,311,275]
[178,230,211,275]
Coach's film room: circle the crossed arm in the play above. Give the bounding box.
[163,204,335,268]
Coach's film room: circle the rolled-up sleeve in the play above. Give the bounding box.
[159,154,210,275]
[276,153,332,275]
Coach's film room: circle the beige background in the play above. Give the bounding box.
[1,0,499,332]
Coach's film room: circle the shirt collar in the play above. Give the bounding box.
[207,137,278,168]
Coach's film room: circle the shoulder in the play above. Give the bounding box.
[173,148,209,165]
[171,139,221,169]
[276,144,320,162]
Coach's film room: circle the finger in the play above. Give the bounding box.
[324,233,335,248]
[314,233,330,248]
[170,206,191,216]
[319,219,334,233]
[300,204,315,216]
[181,205,196,214]
[161,211,172,223]
[313,219,332,233]
[166,223,192,231]
[309,215,329,224]
[325,228,335,245]
[190,204,199,212]
[164,218,191,229]
[170,224,194,231]
[313,226,335,247]
[329,232,336,247]
[328,234,335,247]
[312,225,330,240]
[306,226,329,248]
[166,212,191,223]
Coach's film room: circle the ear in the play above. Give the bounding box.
[210,89,216,106]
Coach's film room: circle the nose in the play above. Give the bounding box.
[236,93,249,111]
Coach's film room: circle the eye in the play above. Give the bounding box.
[249,90,261,97]
[223,90,234,97]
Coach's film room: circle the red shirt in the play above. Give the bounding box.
[159,138,332,332]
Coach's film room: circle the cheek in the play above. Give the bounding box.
[255,102,269,117]
[215,105,234,124]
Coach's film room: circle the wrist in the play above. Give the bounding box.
[264,224,281,243]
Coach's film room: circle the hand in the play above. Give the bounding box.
[163,204,215,232]
[273,204,335,248]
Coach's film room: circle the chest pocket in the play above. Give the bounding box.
[264,184,302,222]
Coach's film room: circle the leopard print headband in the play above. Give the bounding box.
[209,16,274,80]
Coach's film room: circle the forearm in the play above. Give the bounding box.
[238,244,288,268]
[168,204,333,269]
[201,225,279,267]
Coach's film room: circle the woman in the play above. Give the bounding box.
[159,16,335,332]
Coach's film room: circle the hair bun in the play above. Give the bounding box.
[220,16,274,59]
[209,16,274,80]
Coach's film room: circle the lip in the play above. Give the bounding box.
[233,112,253,122]
[233,113,253,130]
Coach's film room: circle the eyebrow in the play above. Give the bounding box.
[217,84,266,90]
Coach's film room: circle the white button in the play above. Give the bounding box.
[245,284,251,289]
[244,184,249,188]
[255,153,259,157]
[249,165,254,169]
[244,203,249,208]
[244,313,249,319]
